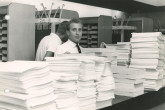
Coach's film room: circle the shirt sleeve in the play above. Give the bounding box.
[47,37,61,52]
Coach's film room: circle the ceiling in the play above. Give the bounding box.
[63,0,165,13]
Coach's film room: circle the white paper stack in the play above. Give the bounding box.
[96,60,115,109]
[116,42,131,67]
[95,61,105,82]
[77,60,97,110]
[163,66,165,87]
[130,32,165,91]
[100,43,118,67]
[143,68,164,91]
[46,57,81,110]
[0,61,57,110]
[162,38,165,87]
[82,47,117,67]
[111,66,144,97]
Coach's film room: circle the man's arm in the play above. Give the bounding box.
[43,51,54,61]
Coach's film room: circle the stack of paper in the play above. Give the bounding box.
[56,55,105,110]
[101,43,118,67]
[116,42,131,67]
[111,66,144,97]
[96,61,115,109]
[77,60,97,110]
[130,32,165,91]
[82,47,117,67]
[0,61,57,110]
[46,57,81,110]
[95,61,105,82]
[162,38,165,87]
[144,69,164,91]
[163,66,165,87]
[46,55,116,110]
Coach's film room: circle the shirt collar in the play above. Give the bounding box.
[50,33,56,36]
[67,39,78,47]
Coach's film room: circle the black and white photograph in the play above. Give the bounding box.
[0,0,165,110]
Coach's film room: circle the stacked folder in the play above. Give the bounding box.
[116,42,131,67]
[0,61,57,110]
[46,57,81,110]
[96,61,115,109]
[112,66,144,97]
[130,32,165,91]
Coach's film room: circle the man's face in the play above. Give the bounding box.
[67,23,83,43]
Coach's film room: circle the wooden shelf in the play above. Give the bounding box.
[80,15,112,48]
[112,17,153,43]
[0,3,35,62]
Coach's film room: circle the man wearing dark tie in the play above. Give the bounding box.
[56,19,83,54]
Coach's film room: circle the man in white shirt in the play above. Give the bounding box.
[56,19,83,54]
[35,21,69,61]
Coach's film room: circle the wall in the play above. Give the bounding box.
[11,0,126,18]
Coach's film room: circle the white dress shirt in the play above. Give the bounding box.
[56,40,82,55]
[35,33,62,61]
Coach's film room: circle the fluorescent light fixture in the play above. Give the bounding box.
[134,0,165,6]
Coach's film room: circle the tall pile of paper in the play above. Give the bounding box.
[46,55,116,110]
[77,60,97,110]
[116,42,131,67]
[46,57,81,110]
[130,32,165,91]
[96,60,115,109]
[69,55,115,109]
[54,55,105,110]
[0,61,57,110]
[111,66,144,97]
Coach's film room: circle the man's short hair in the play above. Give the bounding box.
[57,21,69,42]
[67,18,83,30]
[57,21,69,35]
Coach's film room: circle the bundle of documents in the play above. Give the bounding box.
[46,57,81,110]
[82,46,117,67]
[0,61,57,110]
[116,42,131,67]
[77,60,97,110]
[101,43,118,67]
[46,55,116,109]
[143,68,164,91]
[96,61,115,109]
[95,61,105,82]
[111,66,144,97]
[163,39,165,87]
[163,67,165,87]
[130,32,165,69]
[130,32,165,91]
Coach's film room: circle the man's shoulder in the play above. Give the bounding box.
[42,34,60,42]
[59,41,69,48]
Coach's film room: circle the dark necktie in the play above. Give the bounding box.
[76,44,81,53]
